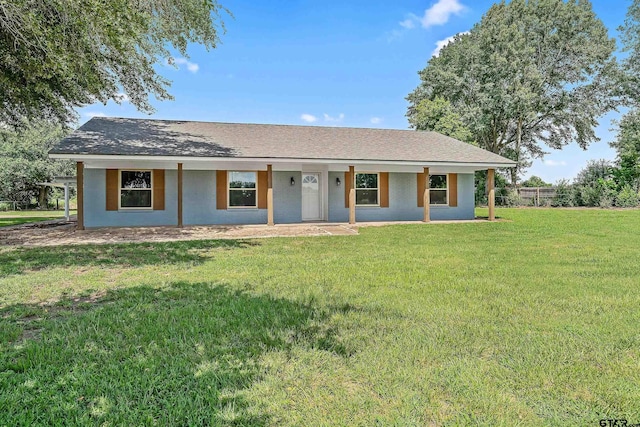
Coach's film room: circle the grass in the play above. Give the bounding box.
[0,208,638,426]
[0,210,77,227]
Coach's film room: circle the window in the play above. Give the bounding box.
[228,171,257,207]
[430,175,448,205]
[120,170,152,208]
[355,173,379,205]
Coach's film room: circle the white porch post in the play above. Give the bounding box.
[64,183,70,221]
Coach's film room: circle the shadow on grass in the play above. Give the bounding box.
[0,239,259,277]
[0,282,352,425]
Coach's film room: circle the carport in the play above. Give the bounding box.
[37,176,76,220]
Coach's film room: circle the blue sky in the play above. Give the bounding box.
[78,0,633,183]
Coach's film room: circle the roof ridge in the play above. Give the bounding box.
[88,116,426,133]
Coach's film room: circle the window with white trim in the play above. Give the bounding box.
[120,170,152,208]
[228,171,257,207]
[429,174,448,205]
[355,173,379,206]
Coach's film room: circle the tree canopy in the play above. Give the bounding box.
[0,121,74,206]
[407,0,618,184]
[521,176,552,188]
[408,97,474,145]
[0,0,228,127]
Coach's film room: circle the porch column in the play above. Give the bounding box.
[177,163,183,227]
[64,183,70,221]
[267,164,274,226]
[348,165,356,224]
[488,168,495,221]
[423,167,430,222]
[76,161,84,230]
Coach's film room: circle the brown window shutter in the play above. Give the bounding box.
[152,169,165,210]
[380,172,389,207]
[448,173,458,207]
[106,169,119,211]
[216,170,227,210]
[344,171,352,208]
[257,171,268,209]
[417,172,426,207]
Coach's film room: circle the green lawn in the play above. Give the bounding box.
[0,208,638,426]
[0,210,76,227]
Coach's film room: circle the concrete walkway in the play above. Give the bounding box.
[0,217,489,247]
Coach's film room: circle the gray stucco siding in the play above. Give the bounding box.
[83,169,475,227]
[328,172,475,222]
[182,170,301,225]
[84,168,178,227]
[83,169,302,227]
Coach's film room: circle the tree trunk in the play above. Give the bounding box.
[38,186,47,209]
[511,116,523,186]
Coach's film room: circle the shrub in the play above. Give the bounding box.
[552,179,574,207]
[615,185,640,207]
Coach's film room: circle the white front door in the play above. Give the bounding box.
[301,173,322,221]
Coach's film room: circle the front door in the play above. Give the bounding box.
[301,173,322,221]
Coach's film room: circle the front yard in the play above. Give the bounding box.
[0,210,76,228]
[0,208,638,426]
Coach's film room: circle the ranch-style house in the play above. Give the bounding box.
[49,117,516,229]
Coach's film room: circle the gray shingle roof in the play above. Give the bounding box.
[50,117,516,166]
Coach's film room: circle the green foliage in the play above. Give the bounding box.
[0,0,228,127]
[408,97,474,144]
[615,184,640,207]
[551,179,574,207]
[610,110,640,188]
[503,189,523,207]
[567,160,638,208]
[619,0,640,104]
[407,0,618,182]
[0,121,74,204]
[1,210,640,425]
[521,175,552,188]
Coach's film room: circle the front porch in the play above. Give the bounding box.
[73,160,497,230]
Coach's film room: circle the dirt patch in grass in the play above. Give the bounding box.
[0,222,359,247]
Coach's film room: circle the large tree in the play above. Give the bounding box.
[0,0,228,127]
[610,110,640,188]
[407,0,618,184]
[0,121,74,206]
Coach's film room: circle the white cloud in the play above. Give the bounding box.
[370,117,382,124]
[114,92,129,103]
[388,1,465,43]
[300,114,317,123]
[323,113,345,123]
[83,111,106,118]
[420,0,466,28]
[172,57,200,73]
[432,32,469,57]
[544,160,567,167]
[399,18,415,29]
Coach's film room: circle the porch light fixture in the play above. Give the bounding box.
[290,177,295,186]
[336,177,341,186]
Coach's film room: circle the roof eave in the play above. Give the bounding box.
[49,153,516,168]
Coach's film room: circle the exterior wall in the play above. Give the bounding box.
[84,168,178,227]
[328,172,475,222]
[84,169,301,227]
[83,168,475,227]
[182,170,301,225]
[273,171,302,223]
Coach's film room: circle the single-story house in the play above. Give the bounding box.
[49,117,516,229]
